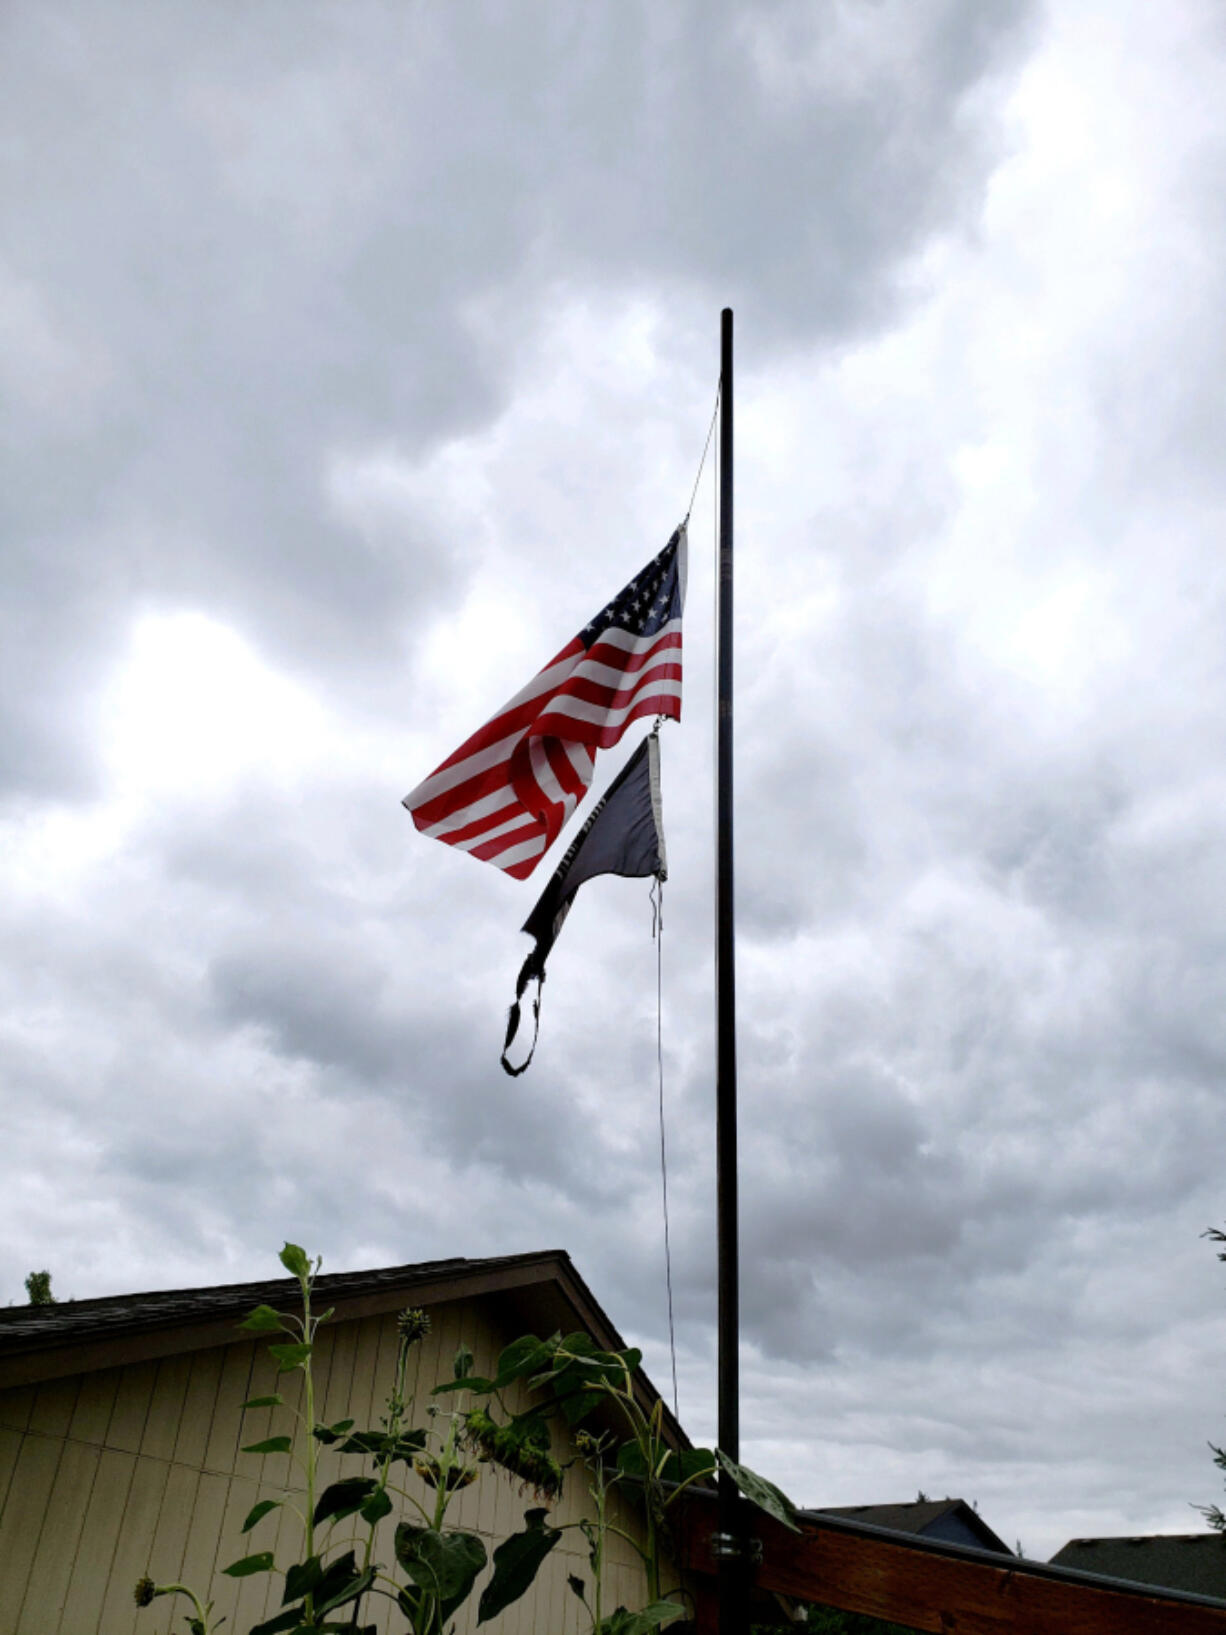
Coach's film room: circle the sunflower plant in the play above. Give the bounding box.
[134,1244,561,1635]
[436,1327,797,1634]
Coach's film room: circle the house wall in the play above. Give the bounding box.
[0,1294,668,1635]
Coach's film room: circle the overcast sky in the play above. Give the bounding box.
[7,0,1226,1566]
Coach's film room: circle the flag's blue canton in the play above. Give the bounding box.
[580,533,681,649]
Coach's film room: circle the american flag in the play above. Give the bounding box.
[403,525,685,879]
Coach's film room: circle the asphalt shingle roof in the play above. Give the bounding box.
[1051,1533,1226,1599]
[816,1498,1012,1556]
[0,1250,566,1354]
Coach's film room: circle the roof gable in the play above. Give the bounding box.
[818,1498,1012,1556]
[0,1247,687,1455]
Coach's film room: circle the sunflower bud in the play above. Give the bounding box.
[133,1577,158,1608]
[397,1308,431,1346]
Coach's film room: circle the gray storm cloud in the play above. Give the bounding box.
[8,0,1226,1565]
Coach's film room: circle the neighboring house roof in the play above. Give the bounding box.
[0,1247,688,1447]
[816,1498,1012,1556]
[1051,1533,1226,1599]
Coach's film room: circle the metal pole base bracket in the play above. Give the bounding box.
[710,1532,763,1566]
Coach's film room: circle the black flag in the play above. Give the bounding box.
[501,730,667,1075]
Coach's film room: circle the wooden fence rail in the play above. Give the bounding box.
[676,1492,1226,1633]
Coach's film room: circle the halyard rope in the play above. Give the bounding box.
[684,381,721,526]
[655,876,680,1422]
[656,374,722,1424]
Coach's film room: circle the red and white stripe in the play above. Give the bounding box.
[404,548,683,880]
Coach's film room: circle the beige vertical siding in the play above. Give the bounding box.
[141,1354,191,1465]
[0,1429,65,1631]
[15,1436,98,1632]
[59,1448,134,1629]
[0,1295,681,1635]
[0,1385,35,1434]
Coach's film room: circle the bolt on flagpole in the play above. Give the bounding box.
[714,306,746,1631]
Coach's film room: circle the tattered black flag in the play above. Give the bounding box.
[501,730,667,1076]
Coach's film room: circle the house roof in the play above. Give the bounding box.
[816,1498,1012,1556]
[1,1251,557,1353]
[0,1247,688,1449]
[1050,1533,1226,1599]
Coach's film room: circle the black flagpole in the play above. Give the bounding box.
[715,307,745,1630]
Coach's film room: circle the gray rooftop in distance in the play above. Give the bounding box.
[1051,1533,1226,1599]
[816,1497,1012,1556]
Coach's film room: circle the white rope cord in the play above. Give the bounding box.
[684,382,721,525]
[653,389,719,1425]
[655,879,679,1422]
[653,380,722,1426]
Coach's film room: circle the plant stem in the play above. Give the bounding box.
[432,1412,459,1532]
[593,1471,605,1635]
[158,1585,214,1633]
[357,1336,412,1594]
